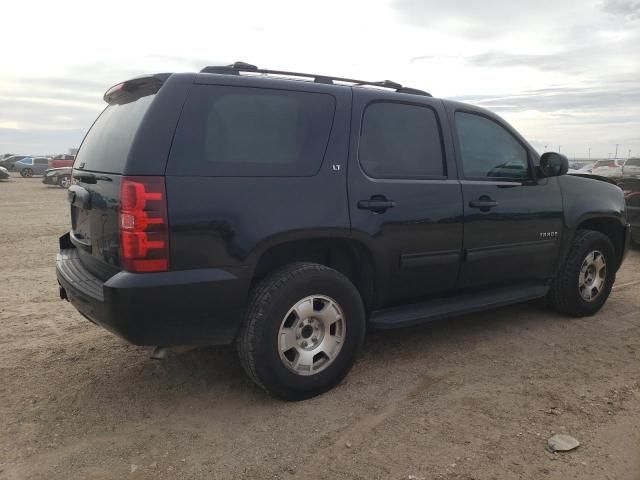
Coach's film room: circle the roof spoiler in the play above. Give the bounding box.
[103,74,170,104]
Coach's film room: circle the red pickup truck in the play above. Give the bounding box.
[49,154,75,169]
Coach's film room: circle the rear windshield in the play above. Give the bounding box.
[626,158,640,166]
[167,85,336,177]
[74,94,155,173]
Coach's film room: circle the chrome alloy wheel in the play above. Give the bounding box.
[579,250,607,302]
[277,295,346,376]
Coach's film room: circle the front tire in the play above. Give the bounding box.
[548,230,616,317]
[21,168,33,178]
[58,175,71,188]
[237,263,365,400]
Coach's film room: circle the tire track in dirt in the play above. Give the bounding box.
[292,374,442,478]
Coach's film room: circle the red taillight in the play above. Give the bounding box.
[119,176,169,272]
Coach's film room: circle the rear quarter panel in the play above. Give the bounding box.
[165,78,353,271]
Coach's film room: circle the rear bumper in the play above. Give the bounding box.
[56,243,250,346]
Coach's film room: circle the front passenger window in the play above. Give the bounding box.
[456,112,529,180]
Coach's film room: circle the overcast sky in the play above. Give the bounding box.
[1,0,638,158]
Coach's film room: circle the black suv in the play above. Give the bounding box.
[57,63,631,400]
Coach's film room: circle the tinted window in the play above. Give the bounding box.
[627,158,640,166]
[35,158,48,164]
[359,102,444,178]
[74,94,155,173]
[456,112,529,179]
[168,85,335,177]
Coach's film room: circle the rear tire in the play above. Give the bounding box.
[237,262,365,400]
[21,168,33,178]
[548,230,616,317]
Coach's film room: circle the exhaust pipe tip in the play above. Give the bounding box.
[150,346,169,360]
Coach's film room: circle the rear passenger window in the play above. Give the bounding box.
[359,102,445,178]
[168,85,336,177]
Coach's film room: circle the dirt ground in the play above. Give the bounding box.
[1,174,639,480]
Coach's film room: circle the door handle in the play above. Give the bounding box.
[469,197,498,210]
[358,196,397,213]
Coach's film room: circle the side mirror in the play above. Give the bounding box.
[540,152,569,177]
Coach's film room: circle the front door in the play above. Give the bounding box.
[450,109,564,289]
[348,91,463,306]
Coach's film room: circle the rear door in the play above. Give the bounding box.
[69,74,191,280]
[449,107,564,289]
[348,90,463,306]
[35,158,49,173]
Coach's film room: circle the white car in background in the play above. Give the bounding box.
[622,158,640,177]
[568,162,595,174]
[591,159,625,177]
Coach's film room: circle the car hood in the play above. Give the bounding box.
[567,173,619,185]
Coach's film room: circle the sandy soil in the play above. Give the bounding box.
[1,174,639,480]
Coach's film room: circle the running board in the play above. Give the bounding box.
[369,284,549,329]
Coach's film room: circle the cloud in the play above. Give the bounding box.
[1,0,638,158]
[0,127,85,155]
[391,0,568,38]
[601,0,640,20]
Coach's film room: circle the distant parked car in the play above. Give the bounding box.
[569,161,592,171]
[568,161,595,174]
[617,177,640,247]
[0,166,10,180]
[42,167,73,188]
[49,154,76,169]
[14,157,51,177]
[591,159,625,177]
[622,158,640,177]
[0,155,28,170]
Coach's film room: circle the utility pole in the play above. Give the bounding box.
[558,145,561,153]
[588,147,591,160]
[629,149,632,159]
[544,145,548,152]
[615,144,619,159]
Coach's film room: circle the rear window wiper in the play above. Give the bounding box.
[72,171,113,184]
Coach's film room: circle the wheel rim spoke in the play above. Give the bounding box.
[279,327,298,352]
[293,298,314,322]
[292,349,316,372]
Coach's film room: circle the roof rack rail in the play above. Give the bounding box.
[200,62,432,97]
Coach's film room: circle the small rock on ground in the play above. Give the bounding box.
[548,434,580,452]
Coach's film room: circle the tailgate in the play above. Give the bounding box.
[69,77,162,280]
